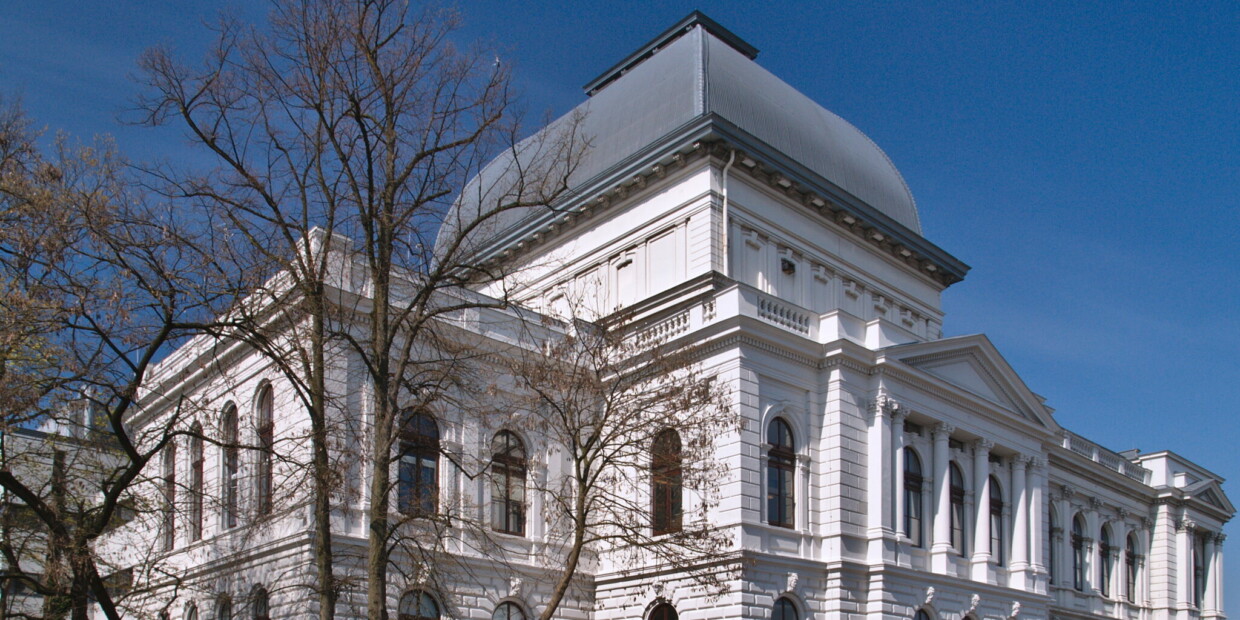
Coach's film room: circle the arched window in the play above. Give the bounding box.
[162,442,176,551]
[1126,533,1138,602]
[251,586,269,620]
[222,404,239,529]
[651,429,683,536]
[492,602,526,620]
[189,424,204,541]
[1048,508,1059,585]
[766,418,796,528]
[903,448,924,547]
[773,597,797,620]
[255,384,274,517]
[216,595,232,620]
[398,591,440,620]
[1100,525,1114,597]
[491,430,526,535]
[913,609,932,620]
[185,603,198,620]
[1072,514,1086,591]
[398,411,439,515]
[649,603,678,620]
[949,462,966,554]
[989,475,1004,565]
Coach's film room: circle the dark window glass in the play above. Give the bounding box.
[652,429,683,535]
[773,597,797,620]
[766,418,795,528]
[491,602,525,620]
[491,431,527,536]
[252,586,270,620]
[1100,526,1113,597]
[1126,534,1138,602]
[1072,515,1086,591]
[190,424,204,541]
[904,448,924,547]
[649,603,678,620]
[222,404,239,529]
[949,463,966,554]
[217,597,232,620]
[398,411,439,516]
[185,604,198,620]
[256,385,274,516]
[989,476,1004,565]
[1048,509,1059,585]
[398,591,440,620]
[162,442,176,551]
[914,610,932,620]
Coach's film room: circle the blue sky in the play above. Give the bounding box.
[3,0,1238,610]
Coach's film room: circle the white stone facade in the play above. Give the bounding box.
[107,12,1231,620]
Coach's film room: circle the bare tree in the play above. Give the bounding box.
[136,1,579,617]
[496,314,738,620]
[0,98,220,620]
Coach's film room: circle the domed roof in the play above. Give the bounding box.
[438,13,923,259]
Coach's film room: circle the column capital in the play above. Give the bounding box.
[892,408,908,426]
[974,438,995,452]
[933,422,955,438]
[1059,484,1077,500]
[1011,454,1031,469]
[871,392,901,418]
[1089,497,1104,511]
[1215,532,1227,546]
[1027,455,1046,470]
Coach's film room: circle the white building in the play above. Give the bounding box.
[115,12,1231,620]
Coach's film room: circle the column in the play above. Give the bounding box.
[893,411,907,539]
[867,398,894,537]
[1029,458,1046,592]
[1212,534,1226,615]
[1178,518,1194,607]
[971,439,993,580]
[1010,456,1030,588]
[931,422,955,572]
[1203,532,1218,614]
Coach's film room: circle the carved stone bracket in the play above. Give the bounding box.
[924,586,936,605]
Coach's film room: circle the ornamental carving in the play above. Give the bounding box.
[933,422,955,437]
[1010,602,1022,619]
[924,587,936,605]
[785,572,799,593]
[509,577,523,597]
[968,594,981,613]
[975,438,995,452]
[1089,497,1104,511]
[1059,484,1077,499]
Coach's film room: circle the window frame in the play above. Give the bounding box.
[221,403,240,529]
[398,590,440,620]
[903,447,924,547]
[949,462,966,555]
[766,418,796,529]
[490,430,527,536]
[651,428,683,536]
[255,384,274,517]
[398,411,440,516]
[189,424,204,542]
[989,475,1004,566]
[1072,514,1086,591]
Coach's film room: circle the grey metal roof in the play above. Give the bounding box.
[438,14,923,260]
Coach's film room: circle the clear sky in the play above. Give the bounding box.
[3,0,1238,611]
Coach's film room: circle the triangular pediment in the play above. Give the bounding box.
[880,334,1059,430]
[1183,479,1236,514]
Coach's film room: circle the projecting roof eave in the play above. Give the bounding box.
[470,114,969,288]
